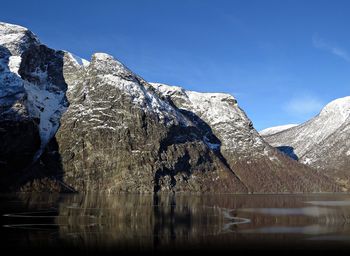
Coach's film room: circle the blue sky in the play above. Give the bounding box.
[2,0,349,130]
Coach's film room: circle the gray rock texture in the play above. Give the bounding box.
[0,22,340,193]
[149,83,338,192]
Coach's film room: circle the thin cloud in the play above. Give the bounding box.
[285,95,324,116]
[312,35,350,62]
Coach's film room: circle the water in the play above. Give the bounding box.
[1,193,350,254]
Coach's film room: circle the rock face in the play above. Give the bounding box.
[0,22,340,193]
[262,97,350,189]
[55,53,246,193]
[149,83,337,192]
[0,22,67,190]
[0,23,40,177]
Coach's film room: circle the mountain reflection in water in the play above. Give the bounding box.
[1,193,350,253]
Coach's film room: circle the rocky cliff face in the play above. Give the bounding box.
[262,97,350,189]
[0,22,340,193]
[149,83,337,192]
[0,22,67,190]
[54,52,247,193]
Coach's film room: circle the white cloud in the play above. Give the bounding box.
[312,35,350,62]
[285,95,324,116]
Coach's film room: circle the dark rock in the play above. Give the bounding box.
[0,119,40,170]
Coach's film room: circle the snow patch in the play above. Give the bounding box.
[88,56,190,127]
[150,82,268,156]
[320,96,350,122]
[8,56,21,75]
[69,53,90,67]
[92,125,116,131]
[301,157,313,165]
[0,22,28,45]
[93,52,113,60]
[24,82,67,159]
[102,74,147,106]
[260,124,299,137]
[0,22,39,55]
[269,156,279,162]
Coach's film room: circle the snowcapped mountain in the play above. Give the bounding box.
[0,22,340,193]
[260,124,298,137]
[55,52,250,193]
[262,96,350,189]
[0,22,68,184]
[0,22,68,154]
[149,83,337,192]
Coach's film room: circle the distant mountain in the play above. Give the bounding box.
[0,22,339,193]
[262,96,350,189]
[260,124,298,137]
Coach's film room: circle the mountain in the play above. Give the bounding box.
[55,52,253,193]
[0,22,68,190]
[260,124,298,137]
[0,22,339,193]
[1,22,248,193]
[262,96,350,189]
[149,83,337,192]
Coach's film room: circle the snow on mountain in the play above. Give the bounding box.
[24,83,67,158]
[0,22,68,159]
[302,121,350,170]
[259,124,298,136]
[0,21,339,193]
[68,52,90,67]
[319,96,350,122]
[0,22,39,55]
[8,55,22,75]
[263,96,350,185]
[55,52,248,193]
[263,96,350,160]
[150,83,335,192]
[150,82,266,155]
[67,53,191,128]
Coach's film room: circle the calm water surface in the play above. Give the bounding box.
[1,193,350,253]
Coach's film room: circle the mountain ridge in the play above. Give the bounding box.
[262,96,350,189]
[260,124,298,137]
[0,22,341,193]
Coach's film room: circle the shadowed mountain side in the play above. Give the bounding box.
[276,146,299,161]
[18,138,76,193]
[0,119,40,191]
[0,41,73,192]
[0,46,41,182]
[154,107,249,193]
